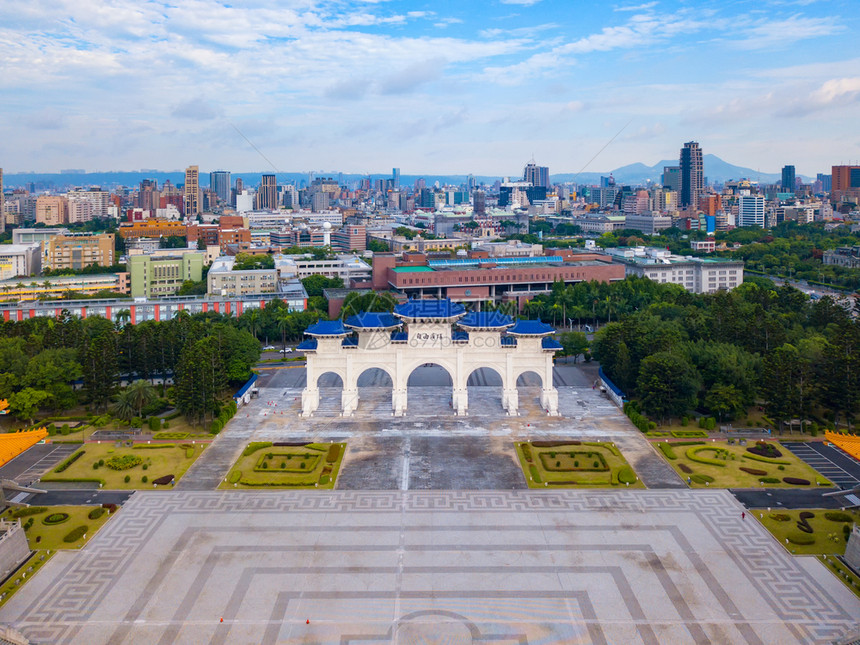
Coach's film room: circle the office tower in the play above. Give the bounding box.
[662,166,681,192]
[184,165,200,217]
[209,171,231,204]
[781,165,796,192]
[523,162,550,189]
[467,174,476,192]
[831,165,860,202]
[257,174,277,210]
[737,194,765,228]
[415,178,426,190]
[679,141,703,209]
[139,179,158,212]
[0,168,4,234]
[816,173,832,192]
[473,190,486,215]
[392,168,400,190]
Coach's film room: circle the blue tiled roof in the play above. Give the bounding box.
[344,312,400,329]
[305,320,348,336]
[452,331,469,342]
[390,331,408,342]
[458,311,514,329]
[394,298,466,319]
[507,320,555,336]
[500,336,517,347]
[233,373,258,399]
[342,337,358,347]
[542,337,563,350]
[296,339,318,351]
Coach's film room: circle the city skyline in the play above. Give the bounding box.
[1,0,858,175]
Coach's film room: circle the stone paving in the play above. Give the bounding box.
[2,490,857,644]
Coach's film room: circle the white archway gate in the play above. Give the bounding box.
[298,299,561,417]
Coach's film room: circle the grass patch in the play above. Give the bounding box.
[42,442,205,489]
[755,508,859,556]
[820,555,860,599]
[515,441,644,488]
[220,442,346,489]
[0,505,113,551]
[657,440,830,488]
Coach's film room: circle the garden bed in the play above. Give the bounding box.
[755,508,859,556]
[655,440,831,488]
[220,441,346,489]
[515,441,643,488]
[41,442,206,489]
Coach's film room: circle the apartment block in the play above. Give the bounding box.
[207,256,277,297]
[129,251,205,298]
[42,233,115,270]
[35,195,69,225]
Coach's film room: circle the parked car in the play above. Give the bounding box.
[279,348,293,353]
[262,345,276,351]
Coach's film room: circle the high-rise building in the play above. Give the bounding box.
[781,165,796,192]
[737,195,765,228]
[0,168,4,234]
[831,165,860,203]
[36,195,69,225]
[256,174,277,210]
[392,168,400,190]
[817,173,832,192]
[209,171,231,204]
[523,162,550,189]
[184,165,200,218]
[139,179,158,212]
[679,141,703,209]
[662,166,681,192]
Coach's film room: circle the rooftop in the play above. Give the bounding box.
[457,311,514,329]
[507,320,555,336]
[394,298,466,320]
[304,320,348,336]
[344,312,401,329]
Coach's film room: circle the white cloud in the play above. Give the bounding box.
[614,2,658,12]
[731,14,844,49]
[500,0,542,5]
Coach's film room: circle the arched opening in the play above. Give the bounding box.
[516,371,543,413]
[356,367,393,415]
[406,363,453,415]
[315,371,344,416]
[466,367,504,413]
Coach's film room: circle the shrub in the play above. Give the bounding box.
[685,446,728,467]
[88,507,106,520]
[10,507,47,518]
[262,462,268,469]
[769,513,791,522]
[63,526,88,543]
[759,477,780,484]
[281,462,286,469]
[658,443,677,460]
[739,467,767,476]
[92,463,99,470]
[681,416,689,426]
[185,447,194,459]
[266,453,274,460]
[783,477,810,485]
[618,466,636,484]
[690,474,714,484]
[42,513,70,525]
[124,475,130,483]
[528,464,541,483]
[54,450,85,473]
[326,444,341,463]
[824,512,854,522]
[106,455,142,470]
[679,463,693,474]
[742,453,790,465]
[141,476,148,483]
[152,474,174,486]
[131,417,143,428]
[148,417,161,432]
[319,475,330,485]
[244,442,272,457]
[210,419,223,434]
[228,470,242,484]
[787,531,815,545]
[102,503,118,513]
[777,465,785,471]
[671,430,708,438]
[133,444,174,449]
[747,442,782,459]
[142,464,148,470]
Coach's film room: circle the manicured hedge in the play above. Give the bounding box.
[243,442,272,457]
[133,444,174,450]
[824,512,854,522]
[742,453,790,465]
[671,430,708,438]
[533,440,580,448]
[228,470,242,484]
[11,507,47,518]
[747,442,782,459]
[152,474,174,486]
[63,526,89,543]
[739,467,767,476]
[528,464,541,483]
[783,477,810,486]
[87,507,106,520]
[787,531,815,545]
[685,446,728,467]
[759,477,780,483]
[154,432,188,439]
[326,444,340,463]
[658,443,676,460]
[679,463,693,474]
[617,466,636,484]
[54,450,85,473]
[105,455,142,470]
[690,474,714,484]
[42,513,70,525]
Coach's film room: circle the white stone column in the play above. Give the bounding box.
[301,354,319,417]
[341,353,358,416]
[453,348,468,415]
[503,350,517,415]
[541,352,560,416]
[393,348,407,416]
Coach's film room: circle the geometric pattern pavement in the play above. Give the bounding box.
[1,490,858,644]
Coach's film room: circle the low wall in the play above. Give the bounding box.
[598,367,625,409]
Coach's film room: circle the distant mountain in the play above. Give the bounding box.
[551,154,810,186]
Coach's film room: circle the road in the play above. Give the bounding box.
[731,488,844,510]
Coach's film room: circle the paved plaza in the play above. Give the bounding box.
[1,490,857,644]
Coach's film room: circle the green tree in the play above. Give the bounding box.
[558,332,589,362]
[125,379,157,418]
[9,388,50,424]
[703,384,744,422]
[340,291,397,320]
[636,352,700,424]
[301,274,344,298]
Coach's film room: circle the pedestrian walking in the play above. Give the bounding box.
[741,511,745,520]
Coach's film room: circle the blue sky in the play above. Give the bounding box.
[1,0,858,177]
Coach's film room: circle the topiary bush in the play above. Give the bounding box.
[658,443,676,460]
[124,475,130,483]
[326,444,340,463]
[148,417,161,432]
[141,476,148,483]
[690,474,715,484]
[152,474,174,486]
[759,477,780,483]
[42,513,70,525]
[783,477,810,486]
[747,441,782,459]
[617,466,636,484]
[686,446,728,466]
[88,507,106,520]
[824,512,854,522]
[787,531,815,545]
[105,455,142,471]
[739,467,767,476]
[63,526,88,543]
[228,470,242,484]
[679,463,693,474]
[10,507,47,518]
[243,442,272,457]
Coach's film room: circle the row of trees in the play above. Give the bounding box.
[587,277,860,430]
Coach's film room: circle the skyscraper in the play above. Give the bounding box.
[0,168,4,234]
[256,174,277,210]
[662,166,681,192]
[210,171,231,204]
[139,179,158,212]
[737,194,765,228]
[781,165,796,192]
[679,141,703,209]
[392,168,400,190]
[184,165,200,218]
[523,162,550,189]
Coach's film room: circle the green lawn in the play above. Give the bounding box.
[656,440,831,488]
[41,442,206,489]
[515,441,644,488]
[754,508,858,555]
[0,505,116,607]
[220,442,346,489]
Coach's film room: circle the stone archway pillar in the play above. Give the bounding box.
[341,354,358,416]
[541,353,559,416]
[301,388,319,418]
[393,349,407,416]
[503,352,517,416]
[453,350,467,416]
